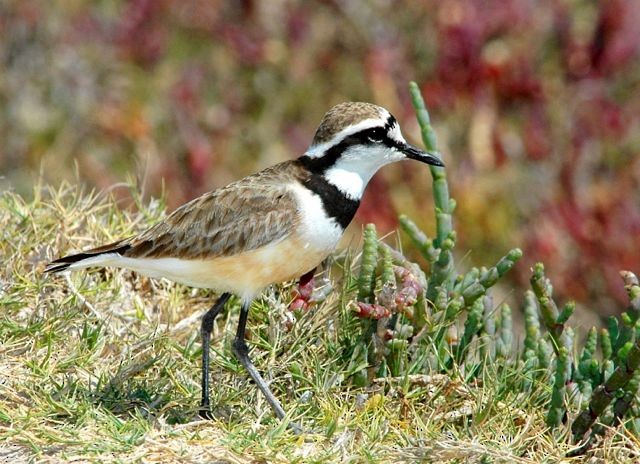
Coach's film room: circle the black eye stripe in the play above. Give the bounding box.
[357,127,393,145]
[366,127,385,142]
[299,115,401,174]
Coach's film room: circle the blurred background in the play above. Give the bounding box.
[1,0,639,320]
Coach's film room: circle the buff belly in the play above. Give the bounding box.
[101,233,335,300]
[69,183,346,300]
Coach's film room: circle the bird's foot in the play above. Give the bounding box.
[199,406,214,420]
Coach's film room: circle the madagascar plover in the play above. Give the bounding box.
[45,102,444,429]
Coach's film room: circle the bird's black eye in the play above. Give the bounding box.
[366,128,386,143]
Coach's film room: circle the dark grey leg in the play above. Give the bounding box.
[231,300,286,418]
[199,292,232,417]
[232,300,302,432]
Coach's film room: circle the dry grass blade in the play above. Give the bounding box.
[0,182,630,462]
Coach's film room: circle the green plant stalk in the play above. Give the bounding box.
[399,215,439,263]
[409,82,454,300]
[577,327,598,400]
[583,359,601,396]
[607,317,620,353]
[530,263,573,355]
[522,354,538,392]
[460,249,522,307]
[479,249,523,288]
[428,231,456,302]
[455,298,484,364]
[433,296,464,347]
[412,294,429,335]
[603,359,615,381]
[537,336,553,371]
[497,304,513,359]
[479,296,496,362]
[612,271,640,353]
[433,286,448,313]
[547,347,571,428]
[611,369,640,427]
[523,290,541,356]
[519,293,539,390]
[457,267,479,292]
[563,326,575,357]
[572,335,640,440]
[557,302,576,325]
[461,282,485,305]
[601,328,613,360]
[378,243,399,365]
[355,224,380,385]
[621,271,640,314]
[358,224,379,302]
[379,243,396,287]
[578,327,598,373]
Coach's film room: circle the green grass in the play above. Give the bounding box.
[1,183,638,463]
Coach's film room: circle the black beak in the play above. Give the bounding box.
[401,143,445,167]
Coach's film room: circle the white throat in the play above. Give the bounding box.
[322,145,399,200]
[324,167,367,199]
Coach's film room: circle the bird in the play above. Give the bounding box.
[45,102,444,429]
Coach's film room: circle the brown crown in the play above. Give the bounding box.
[311,102,386,146]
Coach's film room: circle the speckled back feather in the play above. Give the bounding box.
[122,160,309,260]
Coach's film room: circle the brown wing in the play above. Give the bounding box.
[124,161,306,260]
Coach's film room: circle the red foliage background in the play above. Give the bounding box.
[1,0,638,316]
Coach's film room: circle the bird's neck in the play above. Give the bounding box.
[299,173,360,229]
[299,146,389,201]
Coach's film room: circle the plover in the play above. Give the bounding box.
[46,102,444,429]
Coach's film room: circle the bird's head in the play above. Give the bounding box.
[299,102,444,200]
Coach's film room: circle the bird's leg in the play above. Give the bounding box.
[298,268,316,290]
[199,292,232,418]
[232,300,302,432]
[289,268,316,311]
